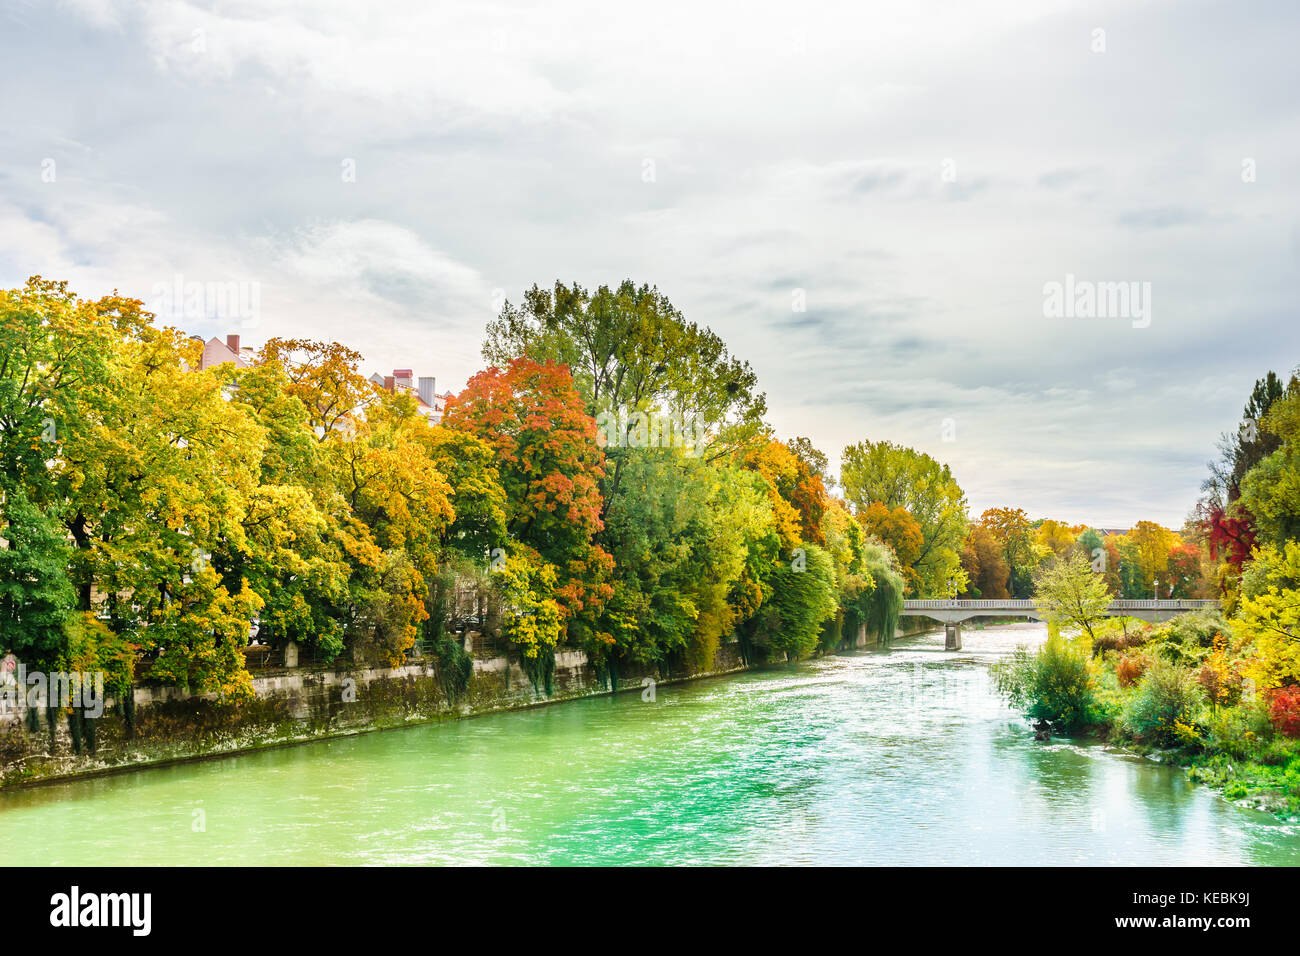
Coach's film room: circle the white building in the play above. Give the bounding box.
[368,368,450,423]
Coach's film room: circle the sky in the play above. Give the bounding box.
[1,0,1297,529]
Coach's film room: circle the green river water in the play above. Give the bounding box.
[3,622,1299,865]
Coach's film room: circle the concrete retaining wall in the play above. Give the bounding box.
[0,642,748,789]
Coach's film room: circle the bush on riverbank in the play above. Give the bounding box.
[991,633,1100,732]
[1118,659,1203,747]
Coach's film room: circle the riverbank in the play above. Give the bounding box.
[1,639,772,790]
[991,614,1300,822]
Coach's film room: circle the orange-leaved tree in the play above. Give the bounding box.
[443,358,614,648]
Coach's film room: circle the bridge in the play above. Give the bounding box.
[899,599,1219,650]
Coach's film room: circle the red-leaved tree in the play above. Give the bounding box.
[443,358,613,638]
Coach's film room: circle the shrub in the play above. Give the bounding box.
[434,633,474,703]
[1121,659,1204,747]
[1147,608,1232,667]
[1196,636,1245,710]
[1268,687,1300,738]
[1164,608,1233,648]
[1203,701,1275,760]
[1116,652,1149,688]
[1257,737,1300,767]
[1088,665,1127,728]
[1091,619,1152,657]
[992,634,1096,732]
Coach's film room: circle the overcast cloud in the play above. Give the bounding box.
[2,0,1298,527]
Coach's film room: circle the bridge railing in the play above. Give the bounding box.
[1105,600,1218,609]
[904,599,1037,609]
[901,599,1219,610]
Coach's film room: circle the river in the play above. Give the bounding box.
[3,622,1298,865]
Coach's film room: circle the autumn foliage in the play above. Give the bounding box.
[1268,687,1300,738]
[444,358,614,639]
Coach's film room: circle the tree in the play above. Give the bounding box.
[818,498,905,647]
[840,440,969,597]
[1167,542,1207,599]
[599,452,777,672]
[750,544,838,660]
[788,436,833,491]
[482,280,769,516]
[493,542,565,689]
[59,325,267,697]
[347,549,427,668]
[978,507,1038,597]
[1223,372,1287,501]
[1237,541,1300,690]
[418,425,509,562]
[960,524,1010,598]
[223,361,360,662]
[0,486,76,670]
[443,357,613,645]
[0,279,277,700]
[1239,382,1300,549]
[1033,552,1113,645]
[328,389,454,569]
[0,279,147,608]
[1123,521,1179,597]
[1076,527,1105,571]
[857,538,905,643]
[857,502,924,595]
[224,485,353,661]
[1035,519,1081,561]
[258,338,378,439]
[1195,372,1293,596]
[738,438,828,550]
[146,571,265,699]
[483,280,766,438]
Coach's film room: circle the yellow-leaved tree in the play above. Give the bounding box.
[1237,541,1300,690]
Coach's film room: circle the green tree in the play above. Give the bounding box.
[1239,382,1300,548]
[840,440,969,596]
[750,544,838,660]
[1033,552,1113,645]
[0,486,76,669]
[599,452,777,672]
[419,425,509,562]
[482,280,768,509]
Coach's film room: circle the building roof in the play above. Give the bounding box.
[199,336,255,370]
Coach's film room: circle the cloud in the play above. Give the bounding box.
[4,0,1299,527]
[1117,205,1209,230]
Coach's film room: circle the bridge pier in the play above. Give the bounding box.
[944,623,962,651]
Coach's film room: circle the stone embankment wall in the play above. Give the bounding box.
[0,642,749,788]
